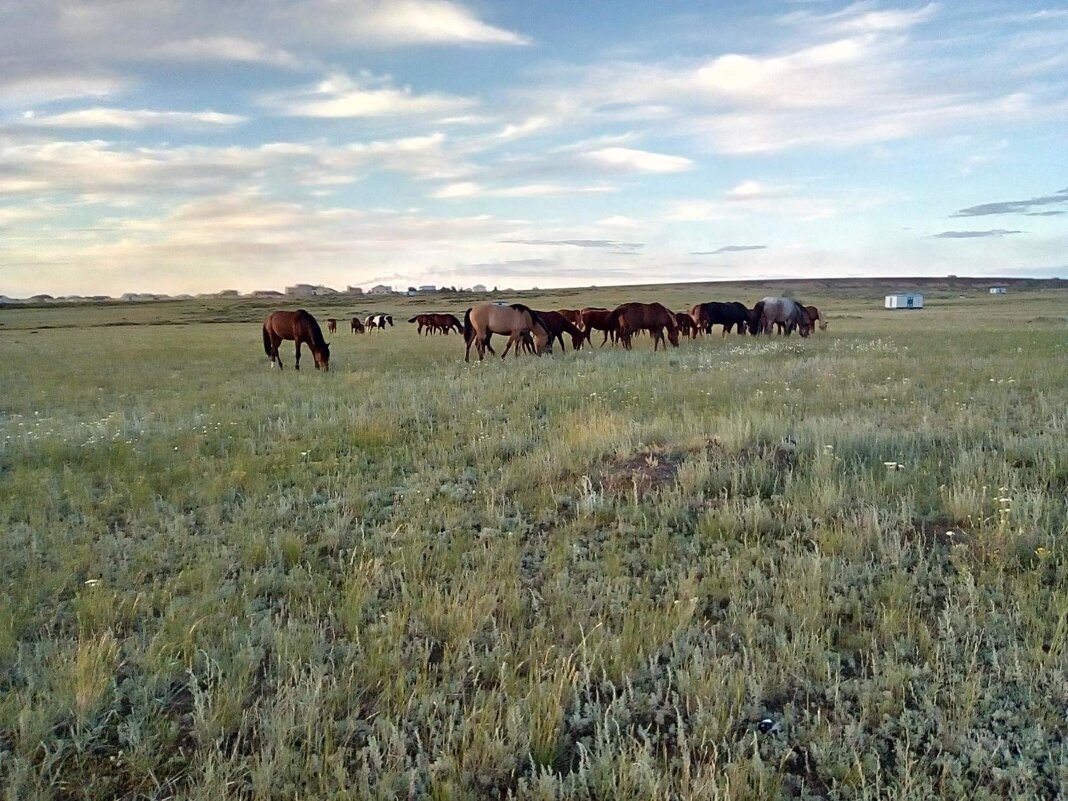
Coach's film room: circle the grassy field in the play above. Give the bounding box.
[1,280,1066,800]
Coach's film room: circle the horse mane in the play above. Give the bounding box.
[509,303,532,313]
[297,309,328,350]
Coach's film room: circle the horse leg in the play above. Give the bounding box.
[294,340,302,370]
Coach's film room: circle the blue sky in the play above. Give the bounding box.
[1,1,1066,296]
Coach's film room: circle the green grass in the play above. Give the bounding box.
[1,282,1066,799]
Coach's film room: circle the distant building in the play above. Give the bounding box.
[419,284,437,292]
[884,293,924,310]
[345,286,364,294]
[989,286,1007,294]
[251,290,284,298]
[285,284,338,297]
[368,284,392,295]
[471,284,487,292]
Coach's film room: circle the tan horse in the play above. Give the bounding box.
[326,318,337,334]
[608,302,680,351]
[262,310,330,370]
[462,303,550,361]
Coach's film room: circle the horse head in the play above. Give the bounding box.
[315,342,331,370]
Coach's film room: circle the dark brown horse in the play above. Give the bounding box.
[263,310,330,370]
[690,301,752,336]
[463,303,550,361]
[351,317,365,334]
[326,318,337,334]
[608,302,679,351]
[804,305,827,331]
[578,307,617,347]
[675,312,698,339]
[535,310,589,351]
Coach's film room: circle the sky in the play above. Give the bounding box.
[1,1,1066,296]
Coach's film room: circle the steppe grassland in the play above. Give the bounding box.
[1,286,1066,800]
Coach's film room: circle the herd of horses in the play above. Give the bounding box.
[262,297,827,369]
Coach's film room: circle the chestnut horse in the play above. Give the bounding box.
[326,318,337,334]
[804,305,828,331]
[558,309,582,327]
[608,302,680,351]
[351,317,365,334]
[463,303,550,361]
[262,310,330,370]
[409,313,462,335]
[535,309,589,351]
[578,307,617,347]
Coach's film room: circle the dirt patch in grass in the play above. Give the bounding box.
[601,447,685,499]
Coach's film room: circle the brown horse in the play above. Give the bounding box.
[463,303,550,361]
[351,317,365,334]
[262,310,330,370]
[608,302,679,351]
[578,307,618,347]
[804,305,828,331]
[675,312,698,339]
[558,309,582,327]
[535,310,589,351]
[326,318,337,334]
[409,313,462,335]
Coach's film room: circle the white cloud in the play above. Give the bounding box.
[350,0,530,46]
[432,181,481,198]
[152,36,301,67]
[0,74,127,106]
[582,147,694,174]
[22,107,246,129]
[263,73,475,118]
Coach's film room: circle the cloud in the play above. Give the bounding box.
[0,74,127,106]
[347,1,530,46]
[691,245,767,254]
[431,182,615,198]
[20,108,246,130]
[933,229,1022,238]
[151,36,301,67]
[262,73,474,118]
[952,188,1068,217]
[582,147,693,174]
[501,238,644,250]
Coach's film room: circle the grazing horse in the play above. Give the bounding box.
[608,302,680,351]
[804,305,828,331]
[409,313,462,335]
[262,310,330,371]
[351,317,365,334]
[463,303,550,362]
[535,310,589,351]
[557,309,583,327]
[365,313,394,331]
[326,318,337,334]
[755,297,812,337]
[578,307,618,347]
[675,312,698,339]
[690,301,752,336]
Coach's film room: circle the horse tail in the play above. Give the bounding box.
[606,306,624,332]
[462,307,473,341]
[262,322,272,356]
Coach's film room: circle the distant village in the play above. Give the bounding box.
[0,283,493,305]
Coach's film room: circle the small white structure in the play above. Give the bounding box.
[471,284,487,293]
[368,284,392,295]
[885,293,924,310]
[419,284,436,292]
[989,286,1007,294]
